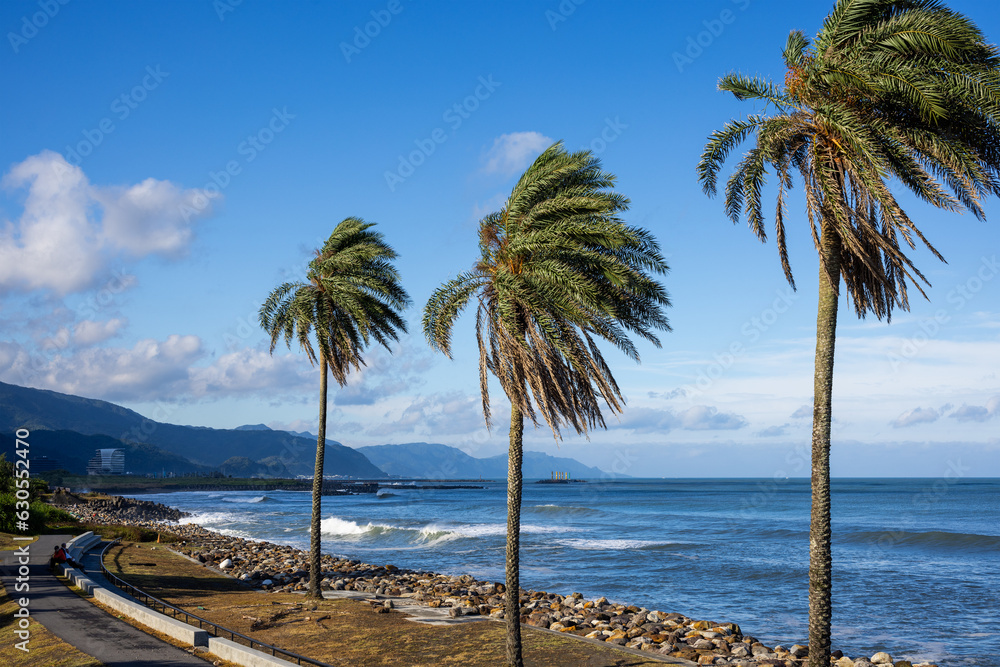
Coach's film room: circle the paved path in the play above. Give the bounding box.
[0,534,207,667]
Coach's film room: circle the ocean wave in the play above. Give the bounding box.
[376,490,398,498]
[181,511,242,525]
[846,529,1000,551]
[318,517,574,547]
[555,537,692,551]
[222,495,273,504]
[320,516,395,535]
[528,504,604,517]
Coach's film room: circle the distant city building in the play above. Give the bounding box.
[87,448,125,475]
[29,455,62,473]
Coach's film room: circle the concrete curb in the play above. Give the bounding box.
[93,586,210,647]
[66,531,100,563]
[58,563,99,595]
[208,637,302,667]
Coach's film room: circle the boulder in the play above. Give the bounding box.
[730,644,751,658]
[871,653,893,664]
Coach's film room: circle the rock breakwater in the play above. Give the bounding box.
[66,496,189,523]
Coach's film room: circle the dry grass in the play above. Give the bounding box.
[0,533,38,550]
[0,582,102,667]
[103,542,671,667]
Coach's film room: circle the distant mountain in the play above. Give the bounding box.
[234,424,271,431]
[0,429,213,476]
[0,381,386,478]
[355,442,615,479]
[218,455,289,478]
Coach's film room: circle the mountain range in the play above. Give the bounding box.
[0,381,616,480]
[0,381,384,478]
[356,442,611,479]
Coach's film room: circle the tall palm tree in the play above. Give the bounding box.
[260,217,410,599]
[698,1,1000,664]
[424,142,671,667]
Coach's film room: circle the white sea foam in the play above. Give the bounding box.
[223,495,270,504]
[317,517,574,546]
[319,516,387,535]
[556,538,675,551]
[181,511,241,525]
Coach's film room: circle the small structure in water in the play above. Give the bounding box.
[536,471,586,484]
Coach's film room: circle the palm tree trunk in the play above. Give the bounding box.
[308,352,328,599]
[808,220,841,667]
[504,405,525,667]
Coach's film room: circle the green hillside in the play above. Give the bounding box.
[0,381,386,478]
[0,429,213,476]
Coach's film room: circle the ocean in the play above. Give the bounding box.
[130,478,999,666]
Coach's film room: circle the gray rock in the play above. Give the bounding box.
[730,644,751,658]
[871,653,893,665]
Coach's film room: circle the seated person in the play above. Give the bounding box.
[50,544,82,570]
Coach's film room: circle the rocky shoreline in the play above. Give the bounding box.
[64,497,937,667]
[59,492,188,522]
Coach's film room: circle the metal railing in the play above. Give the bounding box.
[97,538,335,667]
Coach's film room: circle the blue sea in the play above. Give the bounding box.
[131,478,999,666]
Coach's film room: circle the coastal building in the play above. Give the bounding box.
[87,448,125,475]
[28,455,62,473]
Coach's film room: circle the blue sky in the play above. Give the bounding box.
[1,0,998,477]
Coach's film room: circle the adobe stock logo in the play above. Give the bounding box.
[340,0,405,64]
[673,0,751,73]
[7,0,71,54]
[384,75,501,192]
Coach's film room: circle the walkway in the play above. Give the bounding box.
[0,534,207,667]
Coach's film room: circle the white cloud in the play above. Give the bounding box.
[679,405,747,430]
[0,337,322,404]
[757,424,789,437]
[188,348,311,397]
[791,405,811,419]
[96,178,210,256]
[891,406,940,428]
[73,318,126,346]
[616,404,747,434]
[0,334,204,401]
[949,395,1000,422]
[0,151,215,295]
[364,392,485,438]
[332,340,432,406]
[480,132,553,177]
[648,388,687,400]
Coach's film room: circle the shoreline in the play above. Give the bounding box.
[62,496,939,667]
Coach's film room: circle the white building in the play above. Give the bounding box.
[87,448,125,475]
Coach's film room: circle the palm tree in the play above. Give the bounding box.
[424,142,671,666]
[260,217,410,599]
[698,1,1000,664]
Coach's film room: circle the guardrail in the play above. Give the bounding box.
[97,539,335,667]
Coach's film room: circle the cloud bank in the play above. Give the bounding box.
[0,151,215,295]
